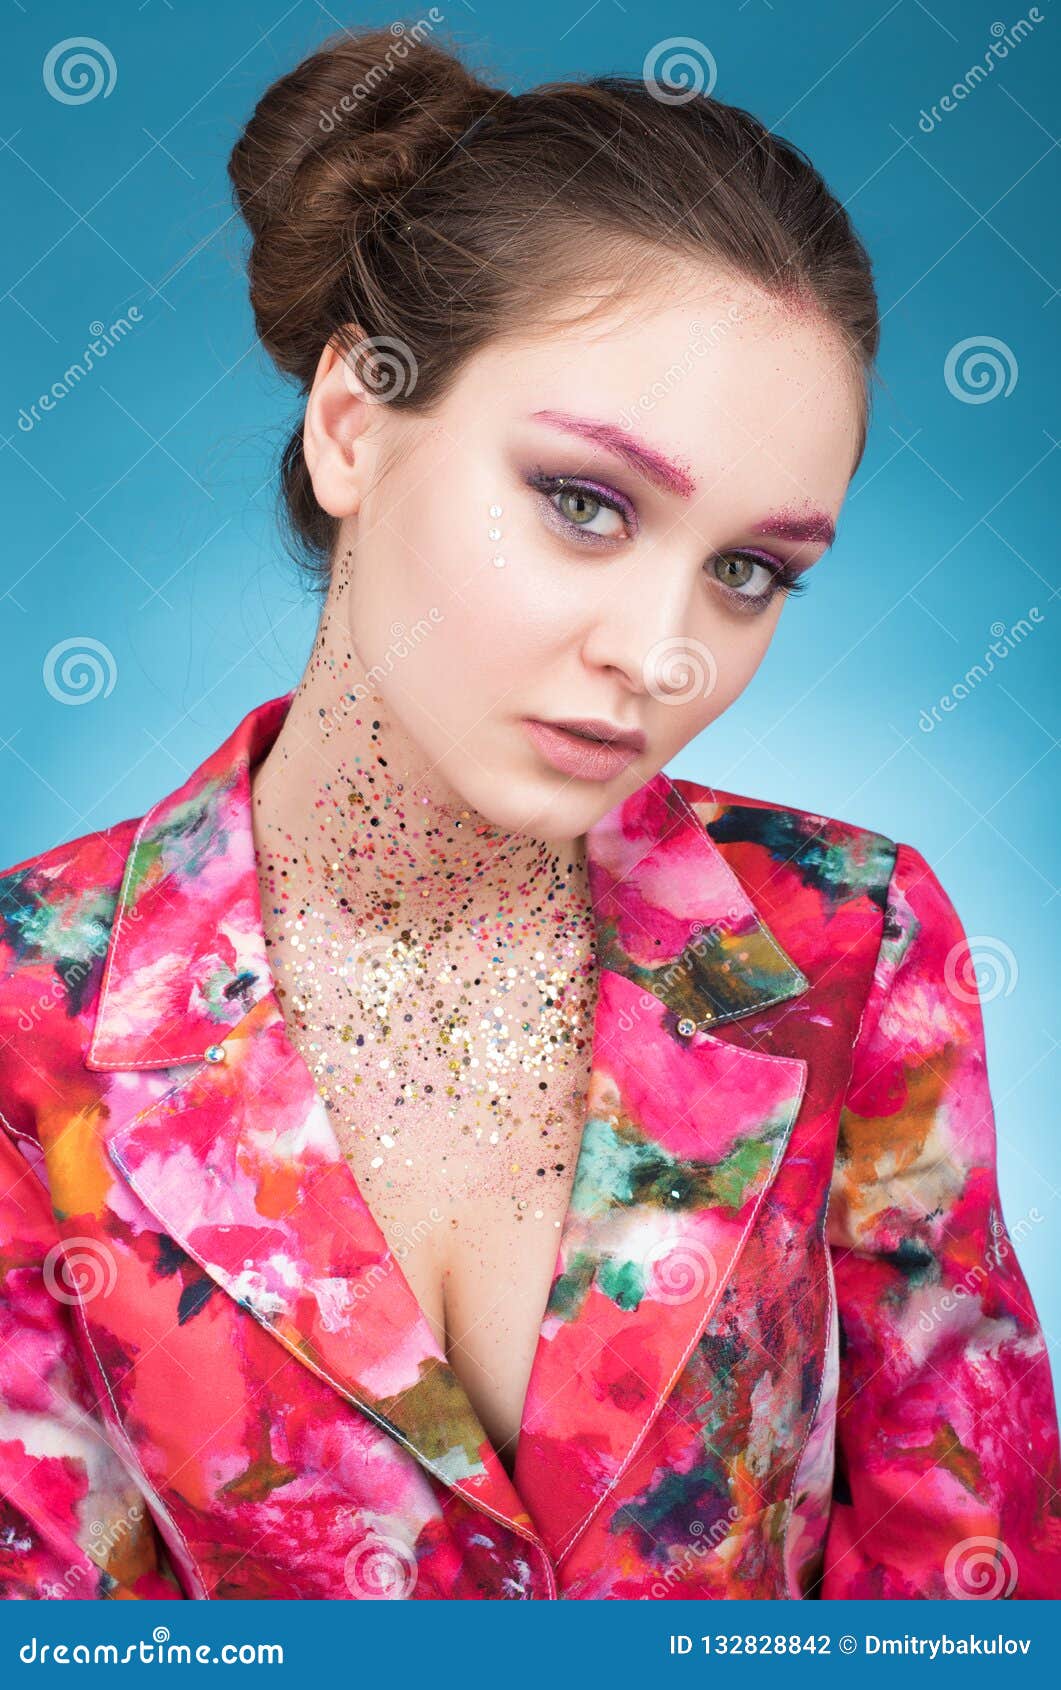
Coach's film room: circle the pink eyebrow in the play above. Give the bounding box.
[529,410,837,549]
[752,511,836,549]
[529,410,698,498]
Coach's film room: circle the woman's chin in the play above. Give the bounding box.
[468,770,641,846]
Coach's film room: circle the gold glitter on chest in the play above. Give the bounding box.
[256,862,599,1220]
[250,696,601,1224]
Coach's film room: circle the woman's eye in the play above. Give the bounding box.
[525,471,808,608]
[553,485,626,538]
[527,471,634,541]
[711,551,777,600]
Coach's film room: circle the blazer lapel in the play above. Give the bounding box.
[96,993,543,1546]
[85,694,809,1570]
[513,774,809,1562]
[85,692,542,1553]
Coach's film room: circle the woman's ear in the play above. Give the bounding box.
[301,330,382,519]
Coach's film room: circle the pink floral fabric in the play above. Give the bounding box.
[1,691,1058,1599]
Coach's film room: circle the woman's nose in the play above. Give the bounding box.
[579,572,717,703]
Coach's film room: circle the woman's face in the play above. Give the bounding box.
[305,262,864,843]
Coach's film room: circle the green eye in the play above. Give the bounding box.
[558,487,600,525]
[527,470,634,541]
[708,550,810,611]
[551,483,626,539]
[714,554,758,591]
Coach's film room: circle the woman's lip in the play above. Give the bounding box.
[521,718,643,783]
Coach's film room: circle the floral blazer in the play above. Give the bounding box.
[1,691,1059,1602]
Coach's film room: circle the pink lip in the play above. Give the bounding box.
[522,718,644,783]
[545,715,647,752]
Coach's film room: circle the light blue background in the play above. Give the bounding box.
[2,3,1058,1350]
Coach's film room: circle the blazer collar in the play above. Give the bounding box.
[86,689,807,1070]
[86,691,810,1568]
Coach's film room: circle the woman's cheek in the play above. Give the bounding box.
[464,543,575,652]
[641,631,762,755]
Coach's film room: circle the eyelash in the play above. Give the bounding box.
[525,468,810,609]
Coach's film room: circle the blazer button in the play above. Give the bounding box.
[676,1017,697,1037]
[204,1043,227,1063]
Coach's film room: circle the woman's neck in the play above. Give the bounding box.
[249,579,588,933]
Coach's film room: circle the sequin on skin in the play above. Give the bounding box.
[251,553,599,1227]
[256,873,598,1215]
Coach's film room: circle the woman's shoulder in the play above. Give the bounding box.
[0,809,142,933]
[669,770,899,861]
[668,772,974,977]
[0,812,144,1127]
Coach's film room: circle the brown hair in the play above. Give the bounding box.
[228,23,879,592]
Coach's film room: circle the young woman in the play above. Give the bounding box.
[1,28,1058,1602]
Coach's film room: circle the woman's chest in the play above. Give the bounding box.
[325,1052,593,1476]
[70,971,840,1594]
[270,940,599,1476]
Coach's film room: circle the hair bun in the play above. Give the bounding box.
[227,27,502,378]
[228,28,877,589]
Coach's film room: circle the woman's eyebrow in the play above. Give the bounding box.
[752,511,836,549]
[528,410,698,498]
[528,410,837,549]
